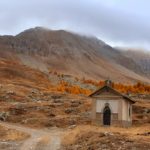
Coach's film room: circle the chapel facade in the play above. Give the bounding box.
[90,80,135,127]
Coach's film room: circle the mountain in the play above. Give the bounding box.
[0,27,150,84]
[121,49,150,77]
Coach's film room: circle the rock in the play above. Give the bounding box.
[31,89,39,94]
[68,125,77,129]
[68,119,76,125]
[104,132,114,136]
[49,104,56,108]
[9,105,27,115]
[99,132,105,137]
[125,139,134,143]
[51,95,62,99]
[71,100,82,104]
[65,108,76,114]
[45,121,55,127]
[70,100,82,108]
[144,108,150,114]
[54,103,62,106]
[32,98,41,101]
[137,132,150,136]
[81,112,91,117]
[0,112,9,121]
[53,99,63,103]
[6,90,15,95]
[22,119,28,124]
[48,113,56,117]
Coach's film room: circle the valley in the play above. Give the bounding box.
[0,27,149,150]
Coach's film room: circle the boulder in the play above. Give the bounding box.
[0,112,9,121]
[6,91,15,95]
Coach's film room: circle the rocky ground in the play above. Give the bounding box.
[62,131,150,150]
[0,90,149,150]
[0,86,149,128]
[0,121,150,150]
[61,125,150,150]
[0,90,91,128]
[0,59,149,150]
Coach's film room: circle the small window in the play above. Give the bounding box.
[129,107,131,117]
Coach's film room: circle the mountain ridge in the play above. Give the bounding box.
[0,27,150,84]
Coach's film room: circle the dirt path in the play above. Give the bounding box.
[0,122,64,150]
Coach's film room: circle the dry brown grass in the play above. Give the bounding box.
[0,125,30,141]
[62,124,150,146]
[135,100,150,108]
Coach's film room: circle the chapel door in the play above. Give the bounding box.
[103,106,111,125]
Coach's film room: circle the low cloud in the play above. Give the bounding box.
[0,0,150,49]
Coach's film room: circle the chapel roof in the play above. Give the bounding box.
[89,80,135,104]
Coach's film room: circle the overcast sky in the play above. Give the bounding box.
[0,0,150,50]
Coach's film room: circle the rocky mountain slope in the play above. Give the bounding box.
[121,50,150,78]
[0,27,150,83]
